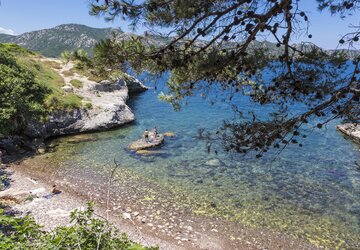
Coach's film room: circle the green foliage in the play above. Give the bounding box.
[0,43,88,135]
[0,202,158,250]
[70,79,83,88]
[88,0,360,156]
[0,46,49,135]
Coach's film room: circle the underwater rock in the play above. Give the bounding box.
[206,158,221,167]
[136,149,165,155]
[163,132,176,137]
[67,136,98,144]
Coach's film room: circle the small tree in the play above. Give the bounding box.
[0,51,49,135]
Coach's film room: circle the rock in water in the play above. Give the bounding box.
[129,134,164,151]
[206,158,221,167]
[163,132,176,137]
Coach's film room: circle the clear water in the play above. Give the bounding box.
[38,78,360,248]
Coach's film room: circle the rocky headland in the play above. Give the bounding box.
[0,58,147,160]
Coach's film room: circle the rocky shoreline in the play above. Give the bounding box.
[337,123,360,144]
[0,158,318,250]
[0,58,148,161]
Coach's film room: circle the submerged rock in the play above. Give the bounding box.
[206,158,221,167]
[163,132,176,137]
[67,135,98,144]
[337,123,360,144]
[136,149,165,155]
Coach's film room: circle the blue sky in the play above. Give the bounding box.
[0,0,359,49]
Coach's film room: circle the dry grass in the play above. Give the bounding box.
[62,70,75,77]
[70,79,83,88]
[42,60,62,70]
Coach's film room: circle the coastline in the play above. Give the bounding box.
[0,57,357,249]
[0,57,147,160]
[0,155,318,250]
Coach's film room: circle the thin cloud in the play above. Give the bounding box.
[0,27,15,35]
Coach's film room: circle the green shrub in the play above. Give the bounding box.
[0,51,49,135]
[0,202,158,250]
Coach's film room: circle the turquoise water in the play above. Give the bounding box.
[40,79,360,248]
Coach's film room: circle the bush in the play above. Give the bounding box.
[0,202,158,250]
[0,51,49,135]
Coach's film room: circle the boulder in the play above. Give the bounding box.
[122,74,148,94]
[61,85,74,93]
[91,80,123,92]
[129,134,164,151]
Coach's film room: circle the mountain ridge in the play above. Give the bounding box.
[0,23,358,58]
[0,24,122,57]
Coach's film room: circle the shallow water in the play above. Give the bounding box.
[40,79,360,248]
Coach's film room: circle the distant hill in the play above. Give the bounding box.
[0,24,121,57]
[0,23,358,58]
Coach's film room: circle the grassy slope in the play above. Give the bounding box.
[0,43,82,111]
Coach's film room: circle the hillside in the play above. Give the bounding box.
[0,24,122,57]
[0,43,83,110]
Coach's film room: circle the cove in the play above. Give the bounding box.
[27,76,360,249]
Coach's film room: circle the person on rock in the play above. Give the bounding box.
[153,127,158,139]
[144,129,150,143]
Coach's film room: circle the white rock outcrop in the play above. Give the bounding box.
[337,123,360,144]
